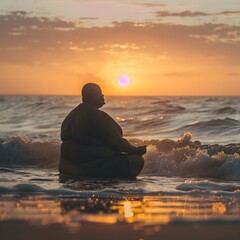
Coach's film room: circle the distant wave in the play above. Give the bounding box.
[133,118,168,130]
[1,133,240,181]
[206,97,220,102]
[151,99,170,105]
[1,96,240,145]
[143,105,186,115]
[178,118,240,133]
[214,106,237,114]
[163,104,186,113]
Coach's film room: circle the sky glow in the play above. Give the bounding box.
[0,0,240,96]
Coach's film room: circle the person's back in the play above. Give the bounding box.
[58,83,146,179]
[61,103,105,145]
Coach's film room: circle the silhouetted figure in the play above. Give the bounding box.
[59,83,146,179]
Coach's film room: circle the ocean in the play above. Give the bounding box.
[1,95,240,232]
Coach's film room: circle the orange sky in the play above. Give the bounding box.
[0,1,240,96]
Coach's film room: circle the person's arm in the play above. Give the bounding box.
[61,116,71,141]
[92,111,146,155]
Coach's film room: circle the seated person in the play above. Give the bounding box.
[59,83,146,179]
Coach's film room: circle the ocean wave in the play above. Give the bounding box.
[151,99,170,105]
[133,118,168,130]
[1,133,240,180]
[0,136,60,167]
[140,132,240,180]
[214,106,237,114]
[0,183,82,195]
[0,167,18,173]
[176,180,240,192]
[179,118,240,133]
[163,104,186,113]
[0,182,240,197]
[142,105,186,115]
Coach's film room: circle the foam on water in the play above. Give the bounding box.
[0,178,240,198]
[0,135,60,167]
[142,133,240,180]
[176,180,240,192]
[1,132,240,181]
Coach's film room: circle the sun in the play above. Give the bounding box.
[118,75,130,87]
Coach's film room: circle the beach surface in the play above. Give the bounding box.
[1,221,240,240]
[1,191,240,240]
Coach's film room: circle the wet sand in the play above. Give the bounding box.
[1,221,240,240]
[0,194,240,240]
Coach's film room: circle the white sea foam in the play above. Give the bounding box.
[0,135,60,167]
[143,146,240,180]
[1,133,240,181]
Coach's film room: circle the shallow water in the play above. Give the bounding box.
[1,193,240,230]
[1,96,240,225]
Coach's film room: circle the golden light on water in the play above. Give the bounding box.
[0,195,240,235]
[212,202,227,215]
[123,201,133,218]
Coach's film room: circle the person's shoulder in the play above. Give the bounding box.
[98,109,111,118]
[87,109,111,122]
[97,110,117,124]
[63,104,80,118]
[77,103,95,113]
[80,104,103,119]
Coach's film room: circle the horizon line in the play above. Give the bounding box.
[1,93,240,97]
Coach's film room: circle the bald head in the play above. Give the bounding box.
[81,83,105,108]
[82,83,101,97]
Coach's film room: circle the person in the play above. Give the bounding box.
[59,83,146,179]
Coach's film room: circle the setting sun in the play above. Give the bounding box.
[118,75,130,87]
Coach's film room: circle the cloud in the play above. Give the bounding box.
[1,11,240,95]
[1,11,75,30]
[190,25,240,44]
[156,11,208,17]
[155,10,240,18]
[78,17,98,20]
[133,2,166,7]
[0,11,240,68]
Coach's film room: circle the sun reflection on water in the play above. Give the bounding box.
[0,194,240,234]
[212,202,227,215]
[123,201,133,218]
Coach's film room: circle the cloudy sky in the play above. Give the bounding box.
[0,0,240,95]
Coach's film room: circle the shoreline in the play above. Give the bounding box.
[1,193,240,240]
[1,221,240,240]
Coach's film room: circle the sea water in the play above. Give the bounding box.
[0,96,240,228]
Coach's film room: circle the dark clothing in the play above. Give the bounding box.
[61,103,123,149]
[59,154,130,179]
[59,103,131,178]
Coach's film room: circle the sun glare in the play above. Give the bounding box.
[118,75,130,87]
